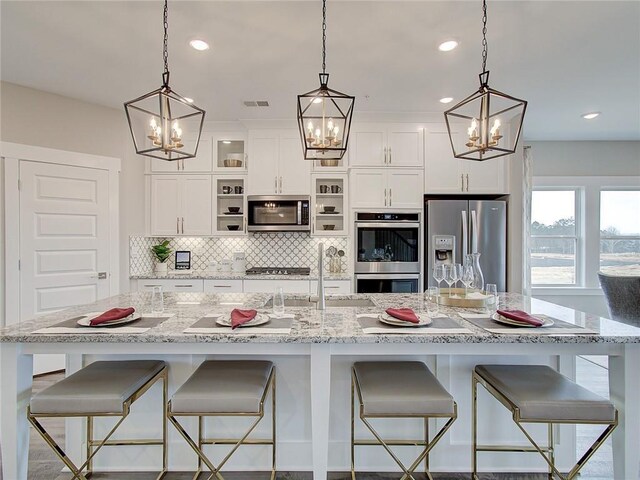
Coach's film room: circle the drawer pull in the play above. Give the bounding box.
[213,285,232,288]
[174,285,193,288]
[143,284,161,288]
[325,286,340,289]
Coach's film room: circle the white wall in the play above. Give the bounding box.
[528,140,640,317]
[0,81,146,325]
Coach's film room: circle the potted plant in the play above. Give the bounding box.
[151,240,172,275]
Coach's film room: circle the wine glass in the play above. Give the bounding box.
[443,265,455,296]
[449,264,461,298]
[433,264,445,291]
[461,264,474,298]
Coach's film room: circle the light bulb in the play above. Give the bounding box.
[313,97,323,104]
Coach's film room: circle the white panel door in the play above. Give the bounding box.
[387,124,424,167]
[150,175,181,235]
[350,169,386,209]
[182,137,213,172]
[279,132,310,195]
[387,169,424,208]
[465,156,507,194]
[181,175,212,235]
[19,161,111,320]
[349,126,386,167]
[248,131,279,195]
[424,125,464,193]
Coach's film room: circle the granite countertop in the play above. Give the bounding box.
[131,271,353,281]
[2,293,640,345]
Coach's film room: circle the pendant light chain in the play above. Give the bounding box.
[321,0,327,75]
[481,0,488,74]
[162,0,170,85]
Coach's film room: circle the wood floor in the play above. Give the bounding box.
[1,358,613,480]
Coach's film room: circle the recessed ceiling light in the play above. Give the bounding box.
[438,40,459,52]
[439,97,454,104]
[184,97,194,103]
[189,39,209,51]
[582,112,600,120]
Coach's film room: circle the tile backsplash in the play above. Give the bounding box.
[130,234,350,276]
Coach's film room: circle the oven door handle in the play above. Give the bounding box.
[355,274,420,279]
[355,222,420,229]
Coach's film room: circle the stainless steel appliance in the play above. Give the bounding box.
[245,267,311,276]
[247,195,310,232]
[425,198,507,291]
[355,212,421,293]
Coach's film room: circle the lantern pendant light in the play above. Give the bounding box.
[124,0,205,162]
[444,0,527,161]
[297,0,355,161]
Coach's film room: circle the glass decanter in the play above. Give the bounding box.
[465,253,485,293]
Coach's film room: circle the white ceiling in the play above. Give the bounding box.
[2,1,639,141]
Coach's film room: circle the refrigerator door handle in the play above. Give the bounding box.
[461,210,468,261]
[471,210,478,254]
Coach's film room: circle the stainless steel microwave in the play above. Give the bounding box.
[247,195,311,232]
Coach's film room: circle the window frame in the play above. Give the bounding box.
[598,187,640,276]
[530,187,582,287]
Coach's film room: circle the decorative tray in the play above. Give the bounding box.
[436,288,492,308]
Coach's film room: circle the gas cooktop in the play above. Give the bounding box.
[245,267,311,276]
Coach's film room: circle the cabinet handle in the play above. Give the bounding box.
[325,286,340,289]
[176,217,180,234]
[175,284,193,288]
[466,174,469,192]
[383,147,387,164]
[143,284,161,288]
[389,188,392,206]
[384,188,387,206]
[275,176,278,193]
[213,285,232,288]
[461,174,464,192]
[181,217,185,234]
[279,176,283,193]
[388,146,392,164]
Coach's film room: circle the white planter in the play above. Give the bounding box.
[155,263,168,275]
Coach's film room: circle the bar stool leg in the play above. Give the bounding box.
[350,373,356,480]
[161,369,168,479]
[271,372,277,480]
[424,418,430,479]
[548,423,554,480]
[472,374,479,480]
[86,416,93,477]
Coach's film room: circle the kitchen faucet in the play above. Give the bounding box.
[315,243,326,310]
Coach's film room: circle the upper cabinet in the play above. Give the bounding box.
[150,137,213,173]
[350,169,423,209]
[349,123,424,168]
[248,130,310,195]
[213,133,247,173]
[424,124,508,195]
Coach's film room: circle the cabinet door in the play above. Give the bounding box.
[387,169,424,208]
[203,279,244,293]
[279,132,311,195]
[310,279,352,294]
[181,175,212,235]
[424,125,464,194]
[349,125,386,167]
[387,124,424,167]
[464,157,507,194]
[150,175,181,235]
[150,158,181,173]
[248,131,279,195]
[243,279,310,293]
[181,137,213,172]
[350,169,386,209]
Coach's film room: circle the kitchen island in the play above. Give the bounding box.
[1,292,639,479]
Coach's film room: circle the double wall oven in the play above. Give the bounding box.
[354,212,421,293]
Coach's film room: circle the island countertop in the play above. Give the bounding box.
[2,292,640,344]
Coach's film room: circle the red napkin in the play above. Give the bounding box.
[231,309,258,330]
[497,309,544,327]
[90,307,135,326]
[385,308,420,324]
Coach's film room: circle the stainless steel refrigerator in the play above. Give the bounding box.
[425,198,507,291]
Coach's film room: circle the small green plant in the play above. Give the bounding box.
[151,240,172,264]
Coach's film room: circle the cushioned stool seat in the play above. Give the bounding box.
[353,361,455,416]
[475,364,616,423]
[171,360,273,414]
[30,360,166,415]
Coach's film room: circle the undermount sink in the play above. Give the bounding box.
[264,298,375,308]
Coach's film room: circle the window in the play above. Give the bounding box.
[531,190,579,285]
[600,190,640,275]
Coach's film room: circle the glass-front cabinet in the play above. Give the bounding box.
[213,133,247,173]
[311,174,348,236]
[214,176,247,235]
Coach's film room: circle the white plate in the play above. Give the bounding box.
[378,312,432,327]
[216,313,270,328]
[491,313,554,328]
[77,312,141,327]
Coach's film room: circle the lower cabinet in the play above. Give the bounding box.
[310,279,352,294]
[243,279,311,294]
[137,279,204,292]
[204,279,243,293]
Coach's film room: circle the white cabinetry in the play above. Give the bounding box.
[150,137,213,173]
[150,175,212,235]
[310,279,352,294]
[243,279,310,294]
[248,130,310,195]
[350,123,424,168]
[424,124,508,194]
[137,279,204,292]
[350,169,423,209]
[204,279,243,293]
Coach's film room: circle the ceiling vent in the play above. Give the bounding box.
[243,100,270,107]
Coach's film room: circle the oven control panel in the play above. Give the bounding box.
[356,212,420,222]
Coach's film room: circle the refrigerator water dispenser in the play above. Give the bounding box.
[433,235,455,266]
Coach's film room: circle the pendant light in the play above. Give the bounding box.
[124,0,205,162]
[444,0,527,161]
[297,0,355,161]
